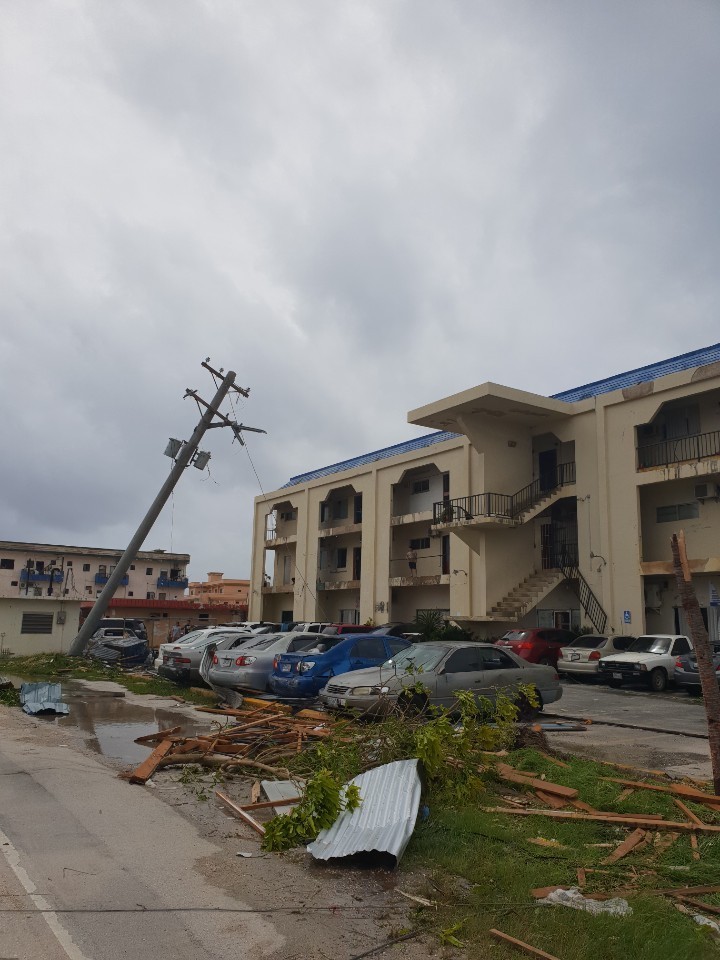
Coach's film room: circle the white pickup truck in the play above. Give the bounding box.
[598,634,692,692]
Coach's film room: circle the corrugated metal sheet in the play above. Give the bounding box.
[19,682,69,716]
[552,343,720,403]
[307,759,421,866]
[282,432,460,488]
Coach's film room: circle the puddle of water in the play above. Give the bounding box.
[6,673,211,765]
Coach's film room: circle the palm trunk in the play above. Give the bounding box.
[670,533,720,795]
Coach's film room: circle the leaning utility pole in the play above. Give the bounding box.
[68,362,265,657]
[670,531,720,794]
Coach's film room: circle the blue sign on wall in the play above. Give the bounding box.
[623,610,631,624]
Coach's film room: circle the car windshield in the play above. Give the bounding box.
[568,637,607,649]
[383,643,447,672]
[629,636,671,655]
[173,630,205,645]
[502,631,529,641]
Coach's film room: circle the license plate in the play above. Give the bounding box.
[326,696,339,708]
[613,672,622,679]
[280,663,292,673]
[570,653,580,661]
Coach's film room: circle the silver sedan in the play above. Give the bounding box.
[319,640,562,717]
[202,632,325,697]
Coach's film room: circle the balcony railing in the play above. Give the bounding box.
[157,577,189,589]
[433,462,576,523]
[390,555,450,577]
[637,430,720,469]
[19,570,64,583]
[95,573,129,586]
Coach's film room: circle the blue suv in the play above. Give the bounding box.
[269,633,411,699]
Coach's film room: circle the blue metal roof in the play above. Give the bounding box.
[283,343,720,488]
[282,430,460,488]
[551,342,720,403]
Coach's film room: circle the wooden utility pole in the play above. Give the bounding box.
[670,531,720,794]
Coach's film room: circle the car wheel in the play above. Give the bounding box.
[538,656,553,667]
[396,690,429,717]
[649,668,668,693]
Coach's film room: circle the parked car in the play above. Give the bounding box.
[291,622,332,634]
[673,644,720,694]
[598,634,693,692]
[202,631,325,696]
[157,629,257,684]
[319,640,562,717]
[153,628,208,671]
[495,628,576,666]
[269,633,412,699]
[557,635,636,680]
[87,628,148,666]
[370,623,417,638]
[321,624,373,636]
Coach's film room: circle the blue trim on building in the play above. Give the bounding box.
[282,343,720,489]
[551,342,720,403]
[282,431,460,488]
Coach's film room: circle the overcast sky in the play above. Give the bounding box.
[2,1,719,581]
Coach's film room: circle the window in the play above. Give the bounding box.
[21,612,53,634]
[130,564,135,571]
[332,500,348,521]
[444,648,482,673]
[409,537,431,551]
[412,479,430,495]
[128,591,134,597]
[320,503,329,523]
[10,580,18,587]
[351,638,387,659]
[336,548,347,569]
[98,564,106,576]
[354,495,363,524]
[478,648,516,670]
[86,586,93,594]
[387,638,409,656]
[160,570,168,578]
[146,591,156,600]
[158,593,167,600]
[339,609,360,624]
[146,567,153,576]
[656,502,699,523]
[672,637,691,656]
[35,561,45,572]
[66,560,72,567]
[280,510,296,522]
[0,558,15,570]
[82,563,90,572]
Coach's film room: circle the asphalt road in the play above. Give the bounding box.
[543,680,714,780]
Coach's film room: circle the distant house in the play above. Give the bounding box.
[188,572,249,606]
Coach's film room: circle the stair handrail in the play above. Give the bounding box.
[560,556,608,633]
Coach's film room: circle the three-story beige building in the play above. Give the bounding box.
[249,344,720,639]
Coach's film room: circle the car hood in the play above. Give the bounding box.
[602,651,669,663]
[328,665,407,689]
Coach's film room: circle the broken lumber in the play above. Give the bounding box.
[489,929,561,960]
[616,788,635,803]
[536,751,570,769]
[672,798,705,827]
[673,896,720,916]
[602,829,646,865]
[134,726,181,745]
[601,777,720,805]
[129,739,174,784]
[238,796,302,812]
[215,789,266,835]
[496,765,578,799]
[653,833,680,856]
[691,834,700,861]
[535,790,568,810]
[484,807,720,833]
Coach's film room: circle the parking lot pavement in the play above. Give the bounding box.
[549,681,709,737]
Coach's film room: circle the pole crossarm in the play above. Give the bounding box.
[183,389,266,445]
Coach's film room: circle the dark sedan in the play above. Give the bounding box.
[674,643,720,694]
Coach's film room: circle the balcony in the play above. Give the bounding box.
[388,555,450,588]
[19,570,64,583]
[637,430,720,470]
[157,576,189,589]
[95,573,130,586]
[433,462,576,529]
[262,583,294,594]
[316,579,361,592]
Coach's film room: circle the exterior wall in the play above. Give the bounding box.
[187,572,250,604]
[0,598,82,656]
[0,542,190,604]
[249,356,720,640]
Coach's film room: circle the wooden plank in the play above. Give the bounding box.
[295,708,329,721]
[616,788,635,803]
[602,829,646,865]
[496,765,578,799]
[535,790,567,810]
[577,868,586,887]
[134,726,181,745]
[484,807,720,834]
[215,789,266,835]
[673,798,705,827]
[129,740,174,784]
[602,777,720,804]
[239,796,302,811]
[250,780,261,804]
[536,751,570,769]
[571,800,599,814]
[690,834,700,861]
[653,833,680,856]
[489,928,561,960]
[673,895,720,916]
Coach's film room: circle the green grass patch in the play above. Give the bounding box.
[402,749,720,959]
[0,653,218,707]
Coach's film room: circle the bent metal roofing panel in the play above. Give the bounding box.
[283,343,720,488]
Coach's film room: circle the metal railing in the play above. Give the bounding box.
[19,570,64,583]
[541,540,579,570]
[560,559,608,634]
[637,430,720,469]
[389,554,449,577]
[432,461,576,523]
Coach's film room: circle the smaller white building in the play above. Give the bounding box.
[0,597,82,657]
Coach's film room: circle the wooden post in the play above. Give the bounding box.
[671,531,720,795]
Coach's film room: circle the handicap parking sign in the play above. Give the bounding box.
[623,610,631,624]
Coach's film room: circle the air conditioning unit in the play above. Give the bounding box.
[695,483,720,501]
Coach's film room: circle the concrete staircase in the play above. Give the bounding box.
[513,487,567,525]
[488,568,564,622]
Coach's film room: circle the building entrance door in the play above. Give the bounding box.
[539,449,558,492]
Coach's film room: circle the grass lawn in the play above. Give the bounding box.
[404,749,720,959]
[0,653,219,706]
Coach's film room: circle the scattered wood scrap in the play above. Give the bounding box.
[215,789,266,835]
[672,798,705,827]
[489,928,561,960]
[601,777,720,807]
[129,739,174,784]
[134,726,181,745]
[602,828,646,865]
[495,764,578,800]
[485,807,720,833]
